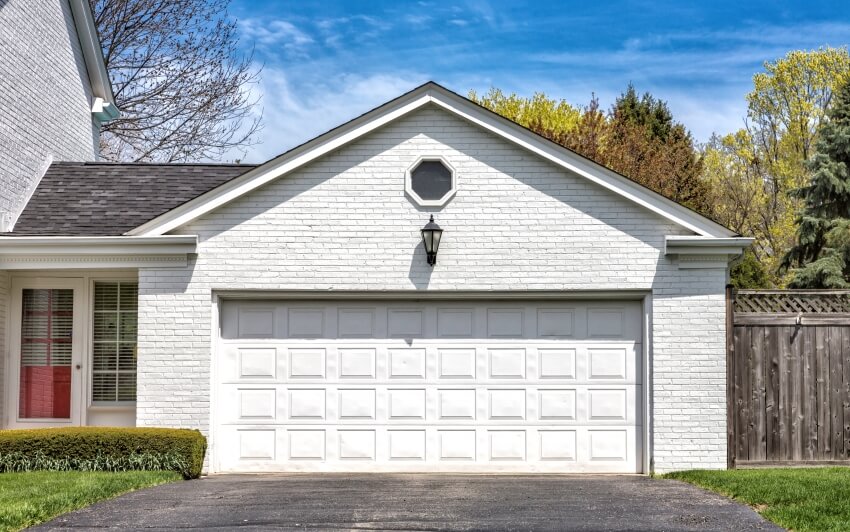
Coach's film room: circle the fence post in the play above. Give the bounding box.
[726,284,736,469]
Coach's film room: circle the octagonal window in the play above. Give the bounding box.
[406,157,456,206]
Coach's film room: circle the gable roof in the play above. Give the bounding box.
[126,82,736,238]
[6,162,255,236]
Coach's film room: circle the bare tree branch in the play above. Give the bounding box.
[90,0,262,162]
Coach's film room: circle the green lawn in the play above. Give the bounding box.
[665,468,850,531]
[0,470,180,532]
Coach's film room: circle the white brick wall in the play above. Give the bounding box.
[137,106,728,472]
[0,0,98,220]
[0,270,8,424]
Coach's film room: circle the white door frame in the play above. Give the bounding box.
[5,277,87,428]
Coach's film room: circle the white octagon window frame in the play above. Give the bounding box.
[404,156,457,207]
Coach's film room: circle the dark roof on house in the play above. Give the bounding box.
[7,162,256,236]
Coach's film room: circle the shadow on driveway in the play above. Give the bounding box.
[34,474,781,531]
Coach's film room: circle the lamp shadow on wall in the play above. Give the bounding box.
[407,238,434,290]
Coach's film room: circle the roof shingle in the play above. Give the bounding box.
[7,162,256,236]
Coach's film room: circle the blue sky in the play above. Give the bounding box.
[228,0,850,163]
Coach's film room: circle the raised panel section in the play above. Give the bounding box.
[489,431,526,460]
[589,430,628,461]
[488,389,525,419]
[388,389,426,419]
[589,389,627,420]
[439,430,476,460]
[486,309,523,337]
[438,348,476,378]
[538,349,575,379]
[237,308,274,338]
[339,430,376,460]
[389,348,426,378]
[437,309,474,337]
[239,389,276,419]
[337,308,375,338]
[239,348,276,379]
[588,348,627,380]
[388,309,424,337]
[537,309,574,337]
[289,348,326,378]
[288,308,325,338]
[438,389,476,419]
[338,389,376,419]
[388,430,426,460]
[489,348,526,379]
[239,430,275,459]
[289,430,325,460]
[339,348,376,378]
[539,389,576,420]
[588,309,624,338]
[539,431,576,461]
[289,389,326,419]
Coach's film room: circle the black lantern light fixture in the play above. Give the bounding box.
[421,215,443,266]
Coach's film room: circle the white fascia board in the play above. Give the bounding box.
[68,0,118,115]
[425,86,735,238]
[128,82,736,238]
[665,235,754,255]
[0,235,196,269]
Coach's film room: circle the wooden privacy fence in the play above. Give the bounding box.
[729,288,850,467]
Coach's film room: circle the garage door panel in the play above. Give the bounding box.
[215,300,643,473]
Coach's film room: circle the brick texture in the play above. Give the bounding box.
[0,270,8,424]
[136,106,729,472]
[0,0,98,222]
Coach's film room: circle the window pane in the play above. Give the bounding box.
[93,312,118,342]
[118,343,136,371]
[91,282,138,404]
[94,283,118,311]
[411,160,453,200]
[117,373,137,402]
[93,343,117,370]
[92,373,117,402]
[19,288,73,419]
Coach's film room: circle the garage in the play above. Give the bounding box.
[213,299,644,473]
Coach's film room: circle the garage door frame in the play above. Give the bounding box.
[208,290,652,474]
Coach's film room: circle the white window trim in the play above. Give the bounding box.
[88,277,139,408]
[404,155,457,207]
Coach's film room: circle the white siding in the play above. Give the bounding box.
[0,0,98,221]
[137,106,728,472]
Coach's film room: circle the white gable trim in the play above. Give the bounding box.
[68,0,119,120]
[127,82,735,238]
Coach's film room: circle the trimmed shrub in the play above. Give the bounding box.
[0,427,206,479]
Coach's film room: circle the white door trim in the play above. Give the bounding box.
[6,277,86,428]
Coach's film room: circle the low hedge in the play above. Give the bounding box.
[0,427,206,479]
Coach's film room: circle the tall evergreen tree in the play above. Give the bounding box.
[781,80,850,287]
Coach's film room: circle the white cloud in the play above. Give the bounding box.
[238,18,314,53]
[225,69,428,163]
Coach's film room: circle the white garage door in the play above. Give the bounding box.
[214,300,643,473]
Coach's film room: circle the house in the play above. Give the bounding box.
[0,3,752,475]
[0,0,117,232]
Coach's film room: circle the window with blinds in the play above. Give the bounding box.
[92,282,138,404]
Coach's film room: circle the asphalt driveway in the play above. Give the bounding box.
[34,474,781,531]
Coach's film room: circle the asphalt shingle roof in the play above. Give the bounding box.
[7,162,257,236]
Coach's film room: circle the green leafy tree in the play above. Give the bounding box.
[703,47,850,287]
[471,85,710,214]
[781,80,850,287]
